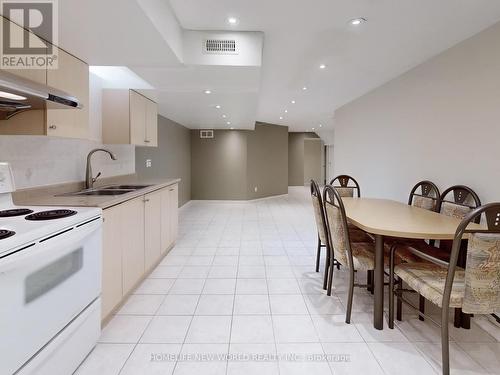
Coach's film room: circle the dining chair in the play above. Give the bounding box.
[328,175,376,291]
[390,184,480,321]
[389,203,500,375]
[322,184,382,322]
[329,175,361,198]
[310,179,339,291]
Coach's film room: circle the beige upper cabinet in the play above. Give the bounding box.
[102,89,158,147]
[0,16,89,138]
[0,16,47,85]
[46,48,89,139]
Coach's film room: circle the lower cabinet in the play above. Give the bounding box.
[145,190,162,271]
[101,184,179,320]
[121,196,146,295]
[101,204,123,319]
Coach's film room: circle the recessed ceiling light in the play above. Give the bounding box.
[302,86,307,91]
[215,105,221,109]
[227,121,231,125]
[312,127,315,131]
[204,89,212,94]
[349,17,366,26]
[230,127,234,130]
[279,116,283,120]
[284,109,288,113]
[319,124,323,128]
[0,91,27,100]
[222,114,227,118]
[291,100,296,104]
[227,17,238,25]
[319,64,326,69]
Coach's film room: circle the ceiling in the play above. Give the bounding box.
[59,0,500,132]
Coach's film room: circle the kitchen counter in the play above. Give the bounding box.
[13,175,181,209]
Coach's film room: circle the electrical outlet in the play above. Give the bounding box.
[146,159,152,168]
[254,186,258,192]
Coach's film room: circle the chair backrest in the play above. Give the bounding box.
[329,175,361,198]
[322,184,353,268]
[310,180,328,245]
[408,180,440,211]
[445,203,500,314]
[439,185,482,223]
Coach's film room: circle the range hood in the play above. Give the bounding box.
[0,70,82,120]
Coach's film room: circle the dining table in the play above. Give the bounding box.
[341,197,484,330]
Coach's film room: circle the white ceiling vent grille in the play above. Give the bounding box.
[200,129,214,139]
[203,39,238,55]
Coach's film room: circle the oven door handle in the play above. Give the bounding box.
[0,218,102,272]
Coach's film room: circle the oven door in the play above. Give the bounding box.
[0,217,102,375]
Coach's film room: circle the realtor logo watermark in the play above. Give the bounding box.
[1,0,58,69]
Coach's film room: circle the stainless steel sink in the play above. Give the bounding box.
[63,189,133,196]
[100,185,152,190]
[56,184,152,197]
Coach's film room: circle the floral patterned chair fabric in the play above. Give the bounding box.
[311,195,328,244]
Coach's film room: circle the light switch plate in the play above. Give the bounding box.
[146,159,152,168]
[0,162,15,193]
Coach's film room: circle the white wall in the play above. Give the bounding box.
[334,21,500,204]
[0,73,135,189]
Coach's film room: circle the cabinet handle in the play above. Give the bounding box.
[169,189,174,191]
[49,125,57,130]
[143,198,150,203]
[144,140,150,143]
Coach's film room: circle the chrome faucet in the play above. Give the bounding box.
[85,148,117,189]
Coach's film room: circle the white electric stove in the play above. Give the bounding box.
[0,162,103,375]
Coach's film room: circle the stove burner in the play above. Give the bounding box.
[0,208,34,218]
[0,229,15,240]
[25,209,77,221]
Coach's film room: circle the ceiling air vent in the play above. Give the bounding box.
[203,39,238,55]
[200,129,214,139]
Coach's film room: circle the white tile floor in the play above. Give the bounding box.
[76,187,500,375]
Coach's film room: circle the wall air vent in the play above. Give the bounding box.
[200,129,214,139]
[203,39,238,55]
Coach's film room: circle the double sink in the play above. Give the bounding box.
[61,184,152,197]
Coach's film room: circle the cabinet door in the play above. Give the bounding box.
[160,188,172,254]
[145,190,162,270]
[102,206,123,319]
[145,99,158,147]
[129,90,146,146]
[46,48,89,138]
[0,16,47,84]
[121,197,145,295]
[169,184,179,243]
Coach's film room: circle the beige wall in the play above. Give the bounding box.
[191,123,289,200]
[334,21,500,204]
[288,132,320,186]
[304,139,322,185]
[136,115,191,206]
[247,123,288,199]
[191,130,248,200]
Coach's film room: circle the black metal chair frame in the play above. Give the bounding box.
[329,175,361,197]
[323,184,376,323]
[439,185,482,328]
[328,175,375,292]
[310,180,340,294]
[407,180,441,320]
[408,180,441,210]
[389,202,500,375]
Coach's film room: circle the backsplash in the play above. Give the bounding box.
[0,135,135,189]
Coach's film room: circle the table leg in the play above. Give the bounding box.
[373,234,385,330]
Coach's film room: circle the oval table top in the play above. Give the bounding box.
[342,198,484,240]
